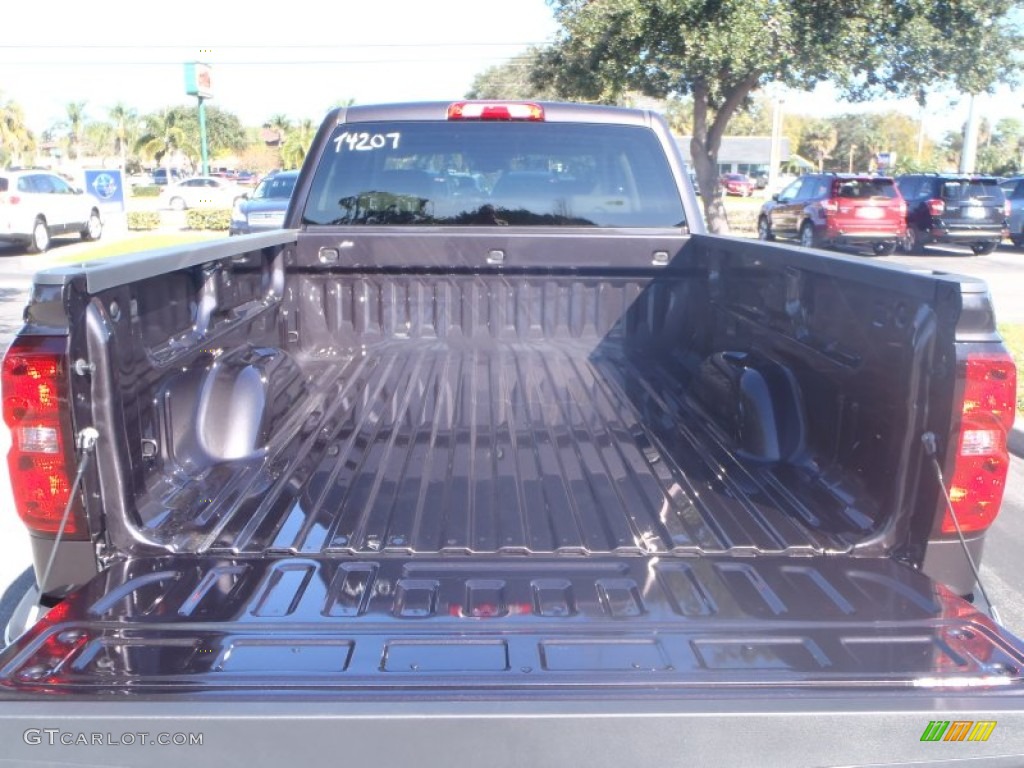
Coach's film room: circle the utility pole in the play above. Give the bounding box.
[184,62,213,177]
[960,94,979,174]
[198,97,209,177]
[768,96,784,193]
[916,105,926,161]
[848,144,857,173]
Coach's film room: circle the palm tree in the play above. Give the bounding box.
[109,102,138,170]
[135,109,197,181]
[280,119,315,170]
[802,122,838,172]
[0,92,36,167]
[264,113,292,167]
[267,113,291,139]
[64,101,87,161]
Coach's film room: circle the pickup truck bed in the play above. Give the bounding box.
[180,334,854,558]
[5,231,1015,695]
[118,256,917,563]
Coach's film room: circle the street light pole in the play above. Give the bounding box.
[849,144,857,173]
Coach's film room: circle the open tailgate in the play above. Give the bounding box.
[1,555,1024,766]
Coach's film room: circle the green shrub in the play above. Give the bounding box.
[131,185,162,198]
[186,209,232,231]
[126,211,160,230]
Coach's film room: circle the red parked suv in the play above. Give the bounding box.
[757,173,907,255]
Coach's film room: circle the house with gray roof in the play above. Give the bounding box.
[675,135,794,175]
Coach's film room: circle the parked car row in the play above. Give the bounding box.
[147,168,262,187]
[210,169,259,186]
[757,172,1012,256]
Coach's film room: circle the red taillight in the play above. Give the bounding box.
[927,198,945,217]
[0,194,21,205]
[943,352,1017,534]
[447,101,545,121]
[821,198,838,215]
[1004,200,1012,218]
[897,199,907,217]
[1,336,86,538]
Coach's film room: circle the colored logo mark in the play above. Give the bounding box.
[91,173,118,200]
[921,720,997,742]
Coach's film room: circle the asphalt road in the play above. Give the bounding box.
[0,236,1022,641]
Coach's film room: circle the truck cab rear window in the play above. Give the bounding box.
[302,122,686,228]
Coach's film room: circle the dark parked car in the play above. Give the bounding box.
[230,170,298,234]
[757,173,906,255]
[896,173,1008,255]
[149,168,185,186]
[999,176,1024,246]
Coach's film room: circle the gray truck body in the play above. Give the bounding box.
[1,103,1022,766]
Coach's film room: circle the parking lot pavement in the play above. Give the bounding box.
[886,242,1024,323]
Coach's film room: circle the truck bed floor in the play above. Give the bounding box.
[168,340,865,557]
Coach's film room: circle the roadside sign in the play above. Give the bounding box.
[184,62,213,99]
[876,152,896,170]
[83,169,125,213]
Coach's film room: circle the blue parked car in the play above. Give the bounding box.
[229,170,298,235]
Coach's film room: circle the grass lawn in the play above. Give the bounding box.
[999,323,1024,417]
[51,231,223,266]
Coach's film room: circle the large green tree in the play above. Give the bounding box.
[826,111,928,173]
[532,0,1023,232]
[146,104,247,165]
[978,117,1024,174]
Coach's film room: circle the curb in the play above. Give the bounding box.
[1012,420,1024,460]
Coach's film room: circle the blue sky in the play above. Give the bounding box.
[0,0,1018,138]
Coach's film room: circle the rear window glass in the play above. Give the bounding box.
[254,175,296,200]
[0,178,7,193]
[940,180,1005,203]
[303,121,686,228]
[835,178,897,199]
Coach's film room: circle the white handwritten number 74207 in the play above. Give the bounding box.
[333,132,401,152]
